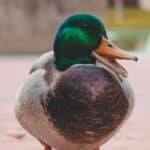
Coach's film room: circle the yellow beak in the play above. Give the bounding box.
[92,37,138,77]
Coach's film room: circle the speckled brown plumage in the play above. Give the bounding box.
[41,65,129,144]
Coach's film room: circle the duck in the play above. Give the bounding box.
[14,13,138,150]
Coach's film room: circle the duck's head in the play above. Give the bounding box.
[54,13,137,76]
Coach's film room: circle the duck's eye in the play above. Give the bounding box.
[107,43,113,48]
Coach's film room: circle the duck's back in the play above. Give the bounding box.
[15,52,132,150]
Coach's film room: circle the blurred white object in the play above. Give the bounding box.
[139,0,150,11]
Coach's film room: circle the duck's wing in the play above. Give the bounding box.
[29,51,53,74]
[29,51,59,86]
[15,51,55,117]
[14,52,57,142]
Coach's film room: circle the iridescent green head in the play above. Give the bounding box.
[53,13,107,71]
[53,13,137,75]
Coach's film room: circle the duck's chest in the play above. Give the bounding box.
[97,63,135,115]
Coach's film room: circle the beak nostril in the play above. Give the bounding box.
[107,43,113,48]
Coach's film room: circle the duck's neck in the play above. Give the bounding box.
[54,56,96,71]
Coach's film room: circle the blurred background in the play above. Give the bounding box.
[0,0,149,53]
[0,0,150,150]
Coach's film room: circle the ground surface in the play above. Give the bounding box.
[0,54,150,150]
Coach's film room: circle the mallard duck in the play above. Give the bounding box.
[15,14,137,150]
